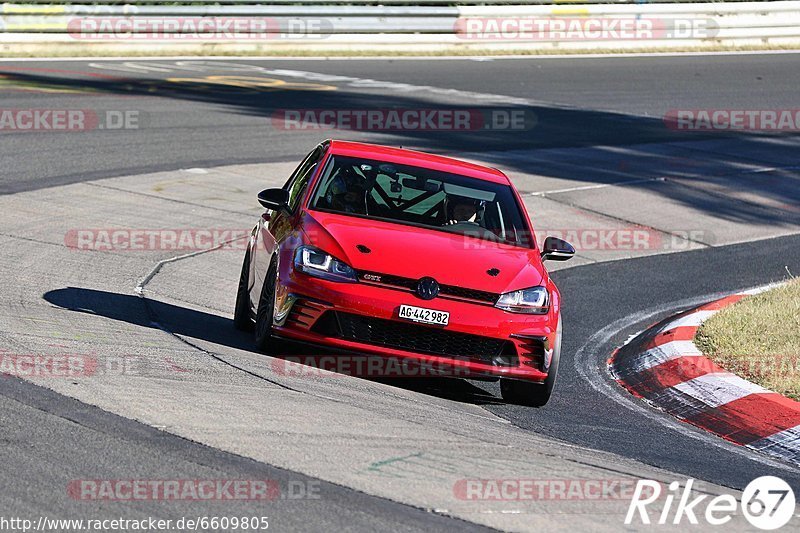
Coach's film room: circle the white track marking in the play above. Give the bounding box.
[529,177,665,197]
[659,310,717,329]
[621,340,702,375]
[86,60,553,107]
[672,373,770,409]
[740,282,787,295]
[262,67,538,106]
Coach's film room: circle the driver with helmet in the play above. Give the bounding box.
[445,195,481,225]
[325,166,368,214]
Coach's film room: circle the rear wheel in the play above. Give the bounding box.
[500,316,562,407]
[254,260,278,351]
[233,250,254,332]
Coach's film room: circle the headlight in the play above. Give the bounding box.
[293,245,357,283]
[495,286,549,314]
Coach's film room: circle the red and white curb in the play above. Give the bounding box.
[609,283,800,465]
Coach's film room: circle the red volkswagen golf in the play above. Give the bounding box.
[234,140,574,406]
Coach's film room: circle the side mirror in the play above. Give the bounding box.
[258,188,290,213]
[541,236,575,261]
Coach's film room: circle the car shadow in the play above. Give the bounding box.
[43,286,506,406]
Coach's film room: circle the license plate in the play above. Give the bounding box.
[398,305,449,326]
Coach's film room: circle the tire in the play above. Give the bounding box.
[233,250,254,332]
[500,315,562,407]
[254,260,278,351]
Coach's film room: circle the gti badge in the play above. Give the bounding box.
[416,277,440,300]
[363,273,382,282]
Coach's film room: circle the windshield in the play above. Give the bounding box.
[309,155,532,247]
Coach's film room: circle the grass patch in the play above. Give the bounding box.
[695,278,800,400]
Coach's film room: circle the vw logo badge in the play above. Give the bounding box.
[416,277,440,300]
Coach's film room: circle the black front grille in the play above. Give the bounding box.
[357,271,498,304]
[438,284,498,304]
[326,312,511,361]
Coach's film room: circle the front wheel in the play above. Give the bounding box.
[500,316,561,407]
[254,260,278,351]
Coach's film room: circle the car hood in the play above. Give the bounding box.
[301,210,545,293]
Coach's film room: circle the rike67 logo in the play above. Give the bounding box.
[626,477,795,530]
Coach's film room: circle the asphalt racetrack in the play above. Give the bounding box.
[1,54,799,531]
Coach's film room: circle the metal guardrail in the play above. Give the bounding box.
[0,1,798,51]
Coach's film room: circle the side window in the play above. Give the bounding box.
[284,146,323,213]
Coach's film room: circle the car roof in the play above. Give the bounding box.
[327,140,511,185]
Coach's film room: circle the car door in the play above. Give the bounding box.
[251,144,326,307]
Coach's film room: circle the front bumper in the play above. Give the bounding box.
[272,271,558,382]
